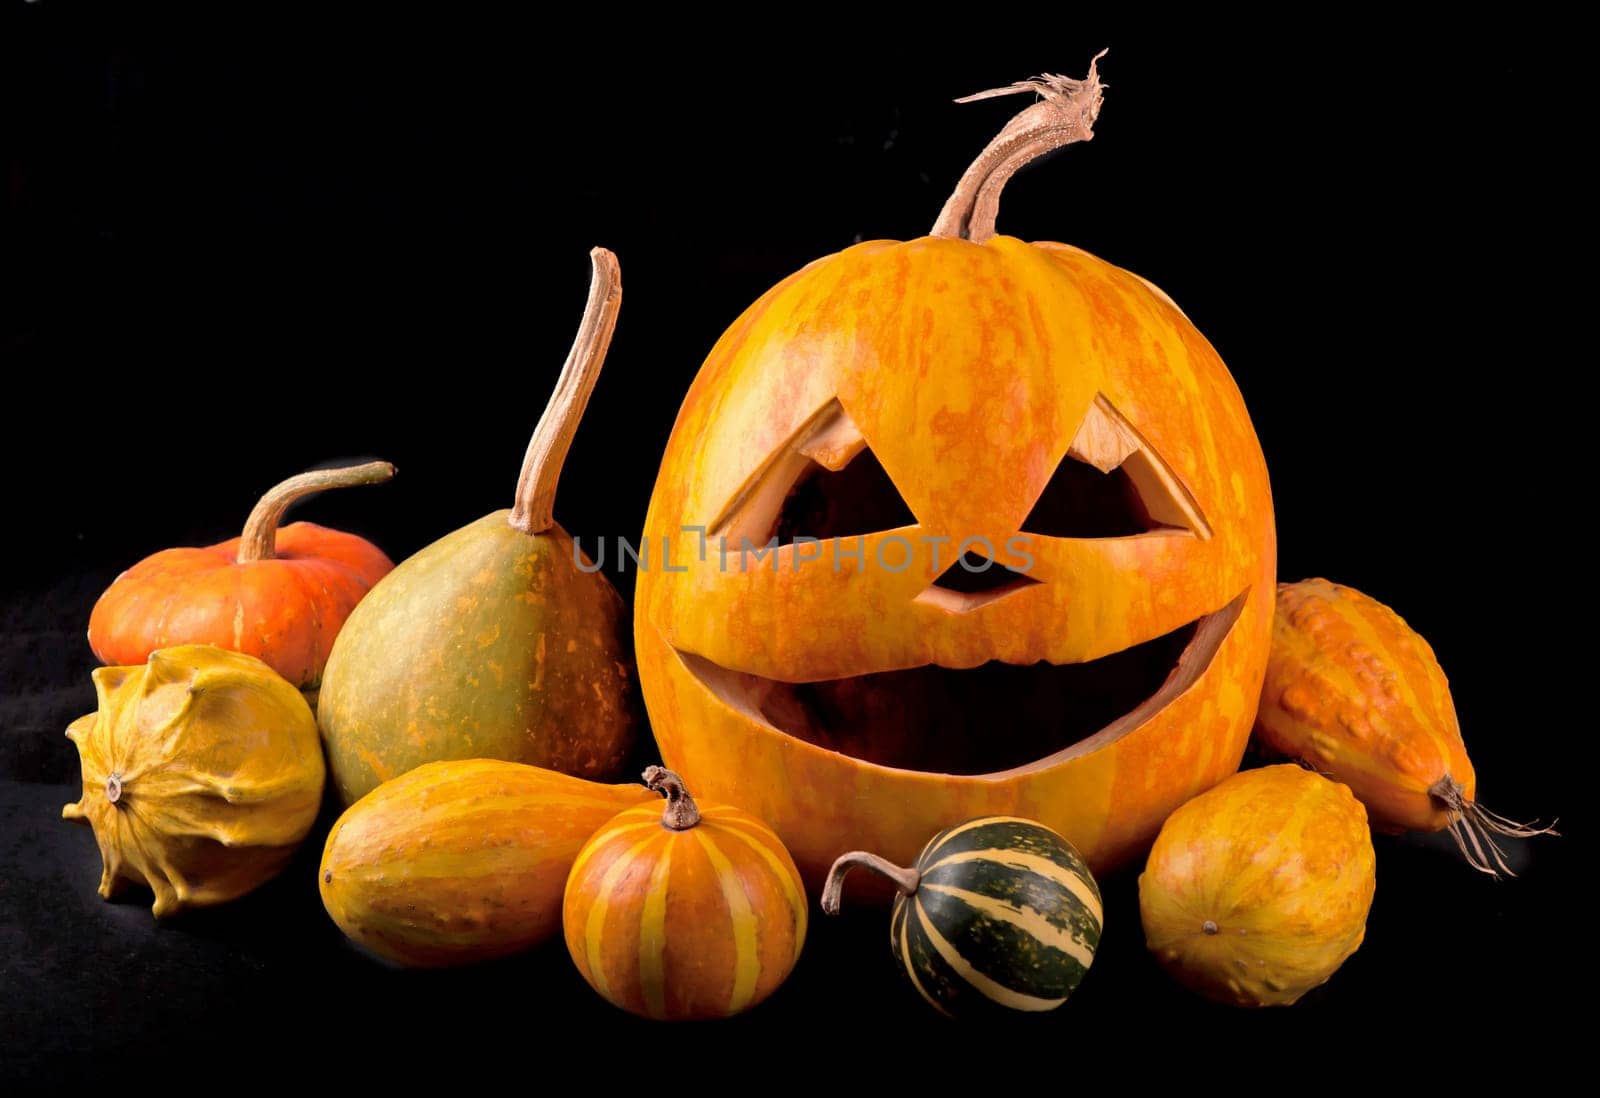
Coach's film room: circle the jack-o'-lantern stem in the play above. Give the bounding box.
[237,461,396,564]
[820,851,922,914]
[643,765,701,830]
[931,50,1107,245]
[509,247,622,535]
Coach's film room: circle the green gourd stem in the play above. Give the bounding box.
[643,766,701,831]
[930,49,1107,244]
[509,246,622,535]
[236,461,396,563]
[820,851,922,915]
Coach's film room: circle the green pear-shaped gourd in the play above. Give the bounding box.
[318,248,638,804]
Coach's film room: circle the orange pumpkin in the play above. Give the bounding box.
[89,462,396,689]
[563,768,807,1020]
[634,55,1276,886]
[1256,578,1554,876]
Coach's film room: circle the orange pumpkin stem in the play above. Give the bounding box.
[931,49,1108,244]
[236,461,397,564]
[509,247,622,535]
[642,765,701,831]
[820,851,922,914]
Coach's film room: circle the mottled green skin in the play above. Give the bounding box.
[890,818,1102,1017]
[318,510,639,804]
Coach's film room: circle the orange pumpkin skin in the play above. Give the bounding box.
[1139,764,1375,1007]
[319,759,655,967]
[563,779,807,1020]
[635,236,1276,886]
[90,522,392,689]
[1255,578,1475,833]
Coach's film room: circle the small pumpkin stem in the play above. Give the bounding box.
[236,461,396,564]
[930,49,1108,244]
[642,765,700,831]
[1430,775,1559,879]
[509,247,622,535]
[820,851,922,915]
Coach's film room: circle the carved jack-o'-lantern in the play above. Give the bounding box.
[635,56,1276,887]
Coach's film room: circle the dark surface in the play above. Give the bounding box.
[2,11,1582,1083]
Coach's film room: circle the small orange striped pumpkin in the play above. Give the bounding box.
[563,767,807,1020]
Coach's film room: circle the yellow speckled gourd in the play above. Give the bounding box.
[319,759,654,967]
[1256,578,1554,876]
[1138,764,1374,1007]
[63,645,325,917]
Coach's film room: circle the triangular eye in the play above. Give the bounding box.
[773,446,916,545]
[1021,395,1211,539]
[711,400,916,547]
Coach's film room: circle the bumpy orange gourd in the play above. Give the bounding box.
[89,462,396,689]
[635,54,1276,886]
[564,768,807,1020]
[63,645,325,917]
[319,759,655,967]
[1139,764,1375,1007]
[1255,578,1553,876]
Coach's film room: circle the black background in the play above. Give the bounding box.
[2,7,1582,1084]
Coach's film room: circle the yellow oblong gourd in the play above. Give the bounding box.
[63,645,325,917]
[319,759,655,967]
[1138,764,1375,1007]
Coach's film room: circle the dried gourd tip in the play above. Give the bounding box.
[1432,774,1559,879]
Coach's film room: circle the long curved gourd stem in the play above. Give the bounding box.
[930,50,1107,244]
[820,851,922,914]
[509,247,622,535]
[236,461,396,563]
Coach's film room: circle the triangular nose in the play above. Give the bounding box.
[914,552,1041,613]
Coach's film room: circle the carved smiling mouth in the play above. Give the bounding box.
[677,589,1248,777]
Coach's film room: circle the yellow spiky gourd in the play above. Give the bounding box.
[63,645,325,917]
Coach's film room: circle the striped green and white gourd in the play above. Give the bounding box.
[821,816,1102,1016]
